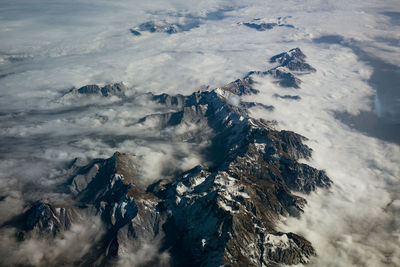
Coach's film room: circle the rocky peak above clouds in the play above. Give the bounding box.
[1,49,332,266]
[250,47,316,89]
[65,82,127,98]
[239,17,295,31]
[270,48,316,72]
[130,21,181,35]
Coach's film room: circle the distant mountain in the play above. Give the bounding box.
[2,49,331,266]
[217,48,315,90]
[130,20,200,36]
[265,48,316,88]
[239,17,294,31]
[64,82,127,98]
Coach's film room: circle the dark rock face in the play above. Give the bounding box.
[68,152,165,264]
[69,152,140,226]
[100,83,127,97]
[264,48,316,88]
[130,20,200,35]
[4,202,80,241]
[25,203,77,235]
[240,101,274,111]
[221,77,259,95]
[243,22,278,31]
[214,48,315,90]
[264,232,315,265]
[151,93,186,107]
[266,68,301,88]
[273,94,301,100]
[270,48,316,72]
[129,29,141,36]
[77,84,101,95]
[8,49,328,266]
[137,21,180,34]
[240,18,294,31]
[66,82,126,97]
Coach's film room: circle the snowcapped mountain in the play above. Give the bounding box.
[1,49,333,266]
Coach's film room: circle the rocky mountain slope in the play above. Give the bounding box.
[1,48,331,267]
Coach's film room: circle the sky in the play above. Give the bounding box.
[0,0,399,266]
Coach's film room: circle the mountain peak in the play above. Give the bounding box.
[65,82,126,98]
[270,48,316,72]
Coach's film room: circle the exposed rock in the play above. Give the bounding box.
[220,76,259,95]
[263,232,315,265]
[137,21,179,34]
[24,202,77,234]
[270,48,316,72]
[253,48,317,89]
[266,67,301,88]
[151,93,187,108]
[129,29,141,36]
[239,18,294,31]
[240,101,274,111]
[65,82,126,98]
[69,151,161,228]
[67,152,166,266]
[100,83,127,97]
[243,22,278,31]
[130,20,200,35]
[4,201,80,240]
[273,94,301,100]
[209,48,315,91]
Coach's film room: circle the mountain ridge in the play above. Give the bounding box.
[2,48,331,267]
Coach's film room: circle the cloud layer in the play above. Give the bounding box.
[0,0,399,266]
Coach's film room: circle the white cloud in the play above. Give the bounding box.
[117,241,170,267]
[0,0,399,266]
[244,34,400,266]
[0,216,104,266]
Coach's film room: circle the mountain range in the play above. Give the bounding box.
[2,48,332,267]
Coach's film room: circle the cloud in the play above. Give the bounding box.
[117,241,170,267]
[0,0,399,266]
[243,32,400,267]
[0,216,104,266]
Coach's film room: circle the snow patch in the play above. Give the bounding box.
[264,234,291,252]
